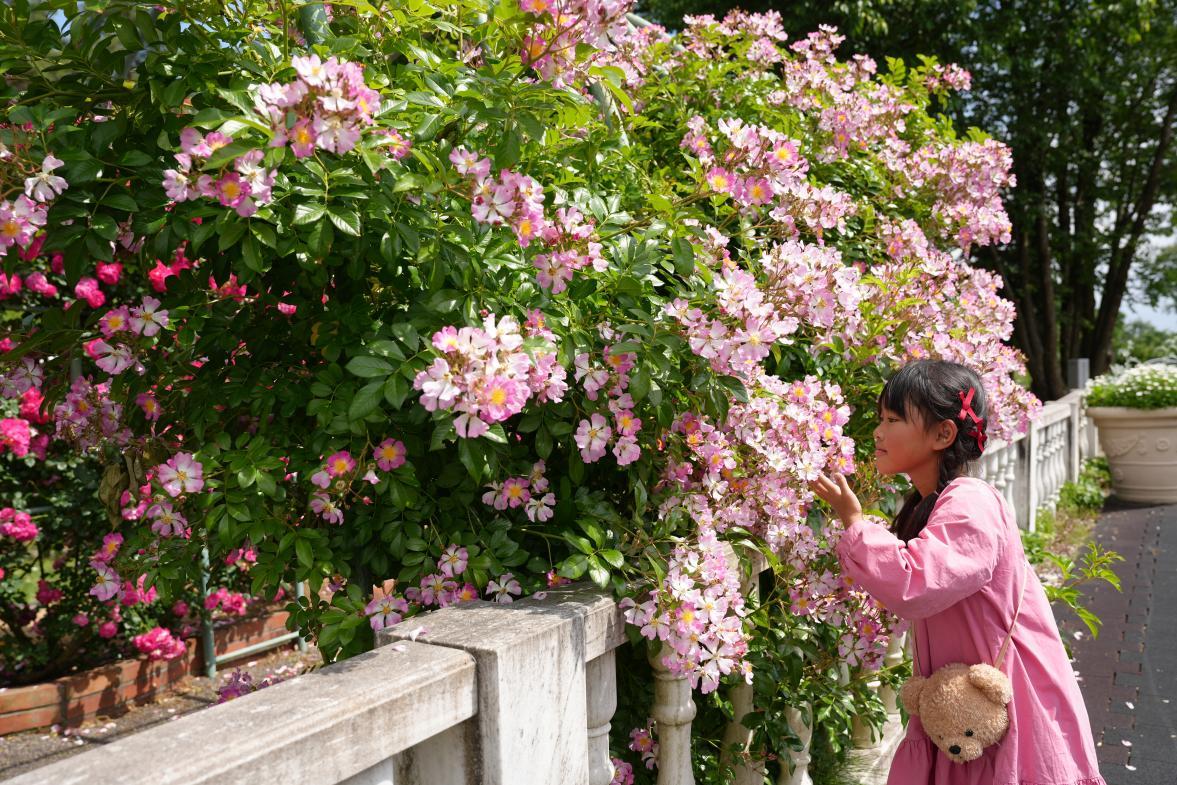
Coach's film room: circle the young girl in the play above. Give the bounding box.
[811,360,1105,785]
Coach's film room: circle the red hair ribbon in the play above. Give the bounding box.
[958,387,987,452]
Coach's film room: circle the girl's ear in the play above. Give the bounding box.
[932,418,958,450]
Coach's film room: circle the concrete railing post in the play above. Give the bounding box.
[851,676,882,748]
[649,642,696,785]
[1025,421,1040,531]
[384,601,589,785]
[587,651,619,785]
[778,704,814,785]
[721,548,768,784]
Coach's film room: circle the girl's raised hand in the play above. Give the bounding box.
[810,473,864,525]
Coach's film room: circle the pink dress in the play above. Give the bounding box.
[836,476,1105,785]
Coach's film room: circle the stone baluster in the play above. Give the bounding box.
[722,554,767,784]
[851,676,882,748]
[1002,446,1018,512]
[1067,394,1083,480]
[1058,421,1069,496]
[979,451,995,485]
[587,651,618,785]
[1053,423,1064,503]
[987,450,1004,495]
[1026,423,1041,530]
[722,674,763,784]
[878,631,906,717]
[844,661,879,749]
[1046,426,1055,495]
[1049,425,1058,499]
[649,643,696,785]
[1044,427,1055,505]
[778,705,814,785]
[1054,423,1065,501]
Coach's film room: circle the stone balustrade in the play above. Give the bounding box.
[9,392,1098,784]
[975,389,1092,530]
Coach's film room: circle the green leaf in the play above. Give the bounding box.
[218,220,247,251]
[307,220,334,256]
[600,549,624,569]
[628,368,650,402]
[349,381,384,420]
[535,425,553,459]
[327,207,362,236]
[119,150,153,167]
[346,356,394,378]
[256,472,277,497]
[294,203,328,225]
[295,538,314,569]
[558,554,589,580]
[587,556,609,588]
[204,140,256,170]
[91,214,118,241]
[252,222,278,249]
[568,534,595,555]
[578,518,605,546]
[367,340,407,361]
[241,234,265,273]
[494,128,521,168]
[383,374,410,408]
[103,192,138,212]
[671,237,695,276]
[458,438,486,480]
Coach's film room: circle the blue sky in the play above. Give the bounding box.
[1122,299,1177,331]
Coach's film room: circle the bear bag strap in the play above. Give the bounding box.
[911,561,1029,676]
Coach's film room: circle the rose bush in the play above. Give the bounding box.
[0,436,266,683]
[0,1,1036,777]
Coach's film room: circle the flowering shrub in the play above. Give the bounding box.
[0,0,1036,777]
[1085,362,1177,409]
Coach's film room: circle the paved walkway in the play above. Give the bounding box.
[1067,500,1177,784]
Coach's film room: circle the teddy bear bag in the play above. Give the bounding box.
[900,565,1028,763]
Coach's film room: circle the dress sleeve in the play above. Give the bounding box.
[835,479,1003,619]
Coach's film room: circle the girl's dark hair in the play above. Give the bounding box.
[879,360,988,542]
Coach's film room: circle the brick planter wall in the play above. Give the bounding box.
[0,609,292,736]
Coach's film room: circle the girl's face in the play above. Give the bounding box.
[873,406,947,478]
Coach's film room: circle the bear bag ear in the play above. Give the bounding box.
[968,664,1013,706]
[900,676,926,716]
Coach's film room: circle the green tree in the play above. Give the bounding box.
[1112,318,1177,362]
[640,0,1177,399]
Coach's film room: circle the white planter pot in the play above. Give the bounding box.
[1086,406,1177,503]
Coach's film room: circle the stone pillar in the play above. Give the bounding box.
[384,602,589,785]
[587,651,618,785]
[1066,357,1090,390]
[649,643,696,785]
[778,705,814,785]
